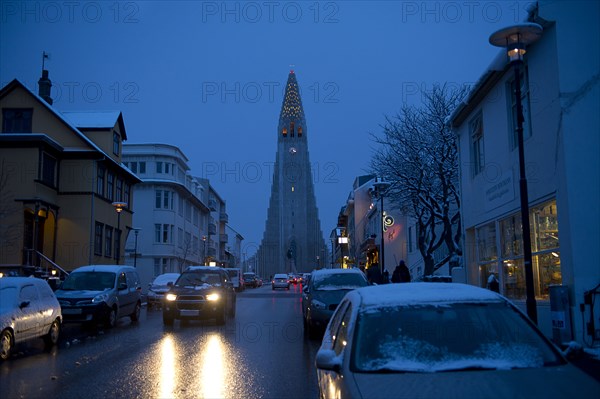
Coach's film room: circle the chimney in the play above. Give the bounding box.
[38,69,53,105]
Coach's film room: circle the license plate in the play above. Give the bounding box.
[180,309,199,317]
[63,308,82,315]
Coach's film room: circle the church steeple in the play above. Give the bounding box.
[278,70,306,139]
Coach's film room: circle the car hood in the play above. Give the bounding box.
[350,365,600,398]
[55,289,109,299]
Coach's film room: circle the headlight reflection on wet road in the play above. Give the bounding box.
[199,334,226,398]
[158,335,176,399]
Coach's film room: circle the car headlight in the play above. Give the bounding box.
[311,299,327,309]
[206,293,220,301]
[165,293,177,301]
[92,293,109,304]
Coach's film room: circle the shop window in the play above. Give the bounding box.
[469,111,484,177]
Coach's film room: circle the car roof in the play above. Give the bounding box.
[71,265,136,273]
[273,273,288,277]
[311,268,364,278]
[349,282,505,309]
[0,276,49,288]
[186,266,225,272]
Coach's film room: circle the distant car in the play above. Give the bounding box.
[163,266,236,326]
[243,272,259,288]
[55,265,142,328]
[315,283,600,398]
[272,273,290,290]
[226,268,244,292]
[147,273,180,309]
[0,277,62,361]
[302,268,368,338]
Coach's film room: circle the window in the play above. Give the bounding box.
[156,161,163,173]
[508,68,532,150]
[123,183,130,206]
[155,190,173,210]
[298,126,303,137]
[113,131,120,155]
[282,128,287,137]
[470,111,484,176]
[139,162,146,174]
[105,226,113,257]
[130,162,138,173]
[107,172,115,201]
[178,228,183,248]
[164,191,171,209]
[290,121,295,137]
[155,224,173,243]
[40,152,57,187]
[2,108,33,133]
[165,163,170,174]
[155,190,162,209]
[96,165,105,196]
[178,195,184,216]
[155,224,161,243]
[116,178,123,202]
[94,222,104,255]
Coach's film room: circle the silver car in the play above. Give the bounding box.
[147,273,180,309]
[0,277,62,361]
[316,283,600,398]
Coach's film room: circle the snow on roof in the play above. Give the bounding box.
[311,268,364,278]
[353,282,504,308]
[72,265,136,273]
[61,111,121,129]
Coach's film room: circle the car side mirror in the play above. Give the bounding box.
[118,283,128,290]
[167,281,174,287]
[315,349,341,372]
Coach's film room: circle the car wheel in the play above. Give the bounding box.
[0,329,13,361]
[215,306,226,325]
[105,307,117,329]
[130,301,141,322]
[163,313,174,326]
[43,318,61,348]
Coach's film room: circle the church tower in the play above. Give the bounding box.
[258,71,327,278]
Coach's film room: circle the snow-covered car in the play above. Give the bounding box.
[0,277,62,361]
[147,273,180,309]
[272,273,290,290]
[315,283,600,398]
[302,268,368,338]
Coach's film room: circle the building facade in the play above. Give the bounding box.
[0,77,139,274]
[122,143,214,291]
[257,71,327,278]
[450,1,599,341]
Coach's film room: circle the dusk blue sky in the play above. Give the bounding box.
[1,1,534,255]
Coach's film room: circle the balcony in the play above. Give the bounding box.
[207,247,216,257]
[219,233,228,243]
[208,223,217,235]
[208,199,217,211]
[219,212,228,223]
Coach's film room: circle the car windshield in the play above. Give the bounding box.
[176,272,221,287]
[0,286,17,308]
[313,273,367,291]
[60,272,116,291]
[352,302,564,373]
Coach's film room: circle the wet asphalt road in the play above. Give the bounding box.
[0,283,320,398]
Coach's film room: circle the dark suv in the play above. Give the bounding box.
[162,266,236,326]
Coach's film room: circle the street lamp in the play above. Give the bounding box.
[132,228,140,268]
[202,235,208,265]
[112,201,127,265]
[490,23,542,324]
[372,177,391,274]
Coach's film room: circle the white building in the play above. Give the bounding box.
[449,1,599,342]
[122,143,211,291]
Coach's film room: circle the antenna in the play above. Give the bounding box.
[42,51,49,70]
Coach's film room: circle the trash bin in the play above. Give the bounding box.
[549,285,573,345]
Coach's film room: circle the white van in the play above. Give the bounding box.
[226,268,244,292]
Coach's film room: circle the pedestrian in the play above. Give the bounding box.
[366,264,383,285]
[382,269,390,284]
[391,260,411,283]
[487,274,500,293]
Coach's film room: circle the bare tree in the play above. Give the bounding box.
[371,84,466,276]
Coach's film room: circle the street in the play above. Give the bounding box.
[0,283,320,399]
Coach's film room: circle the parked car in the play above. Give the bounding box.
[163,266,236,326]
[272,273,290,290]
[0,277,62,361]
[147,273,180,309]
[55,265,142,328]
[226,268,244,292]
[315,283,600,398]
[243,272,259,288]
[302,268,368,338]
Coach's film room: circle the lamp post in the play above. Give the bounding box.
[112,201,127,265]
[372,177,391,275]
[202,235,208,265]
[490,23,542,324]
[132,228,140,268]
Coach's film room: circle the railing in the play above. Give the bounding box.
[23,249,70,280]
